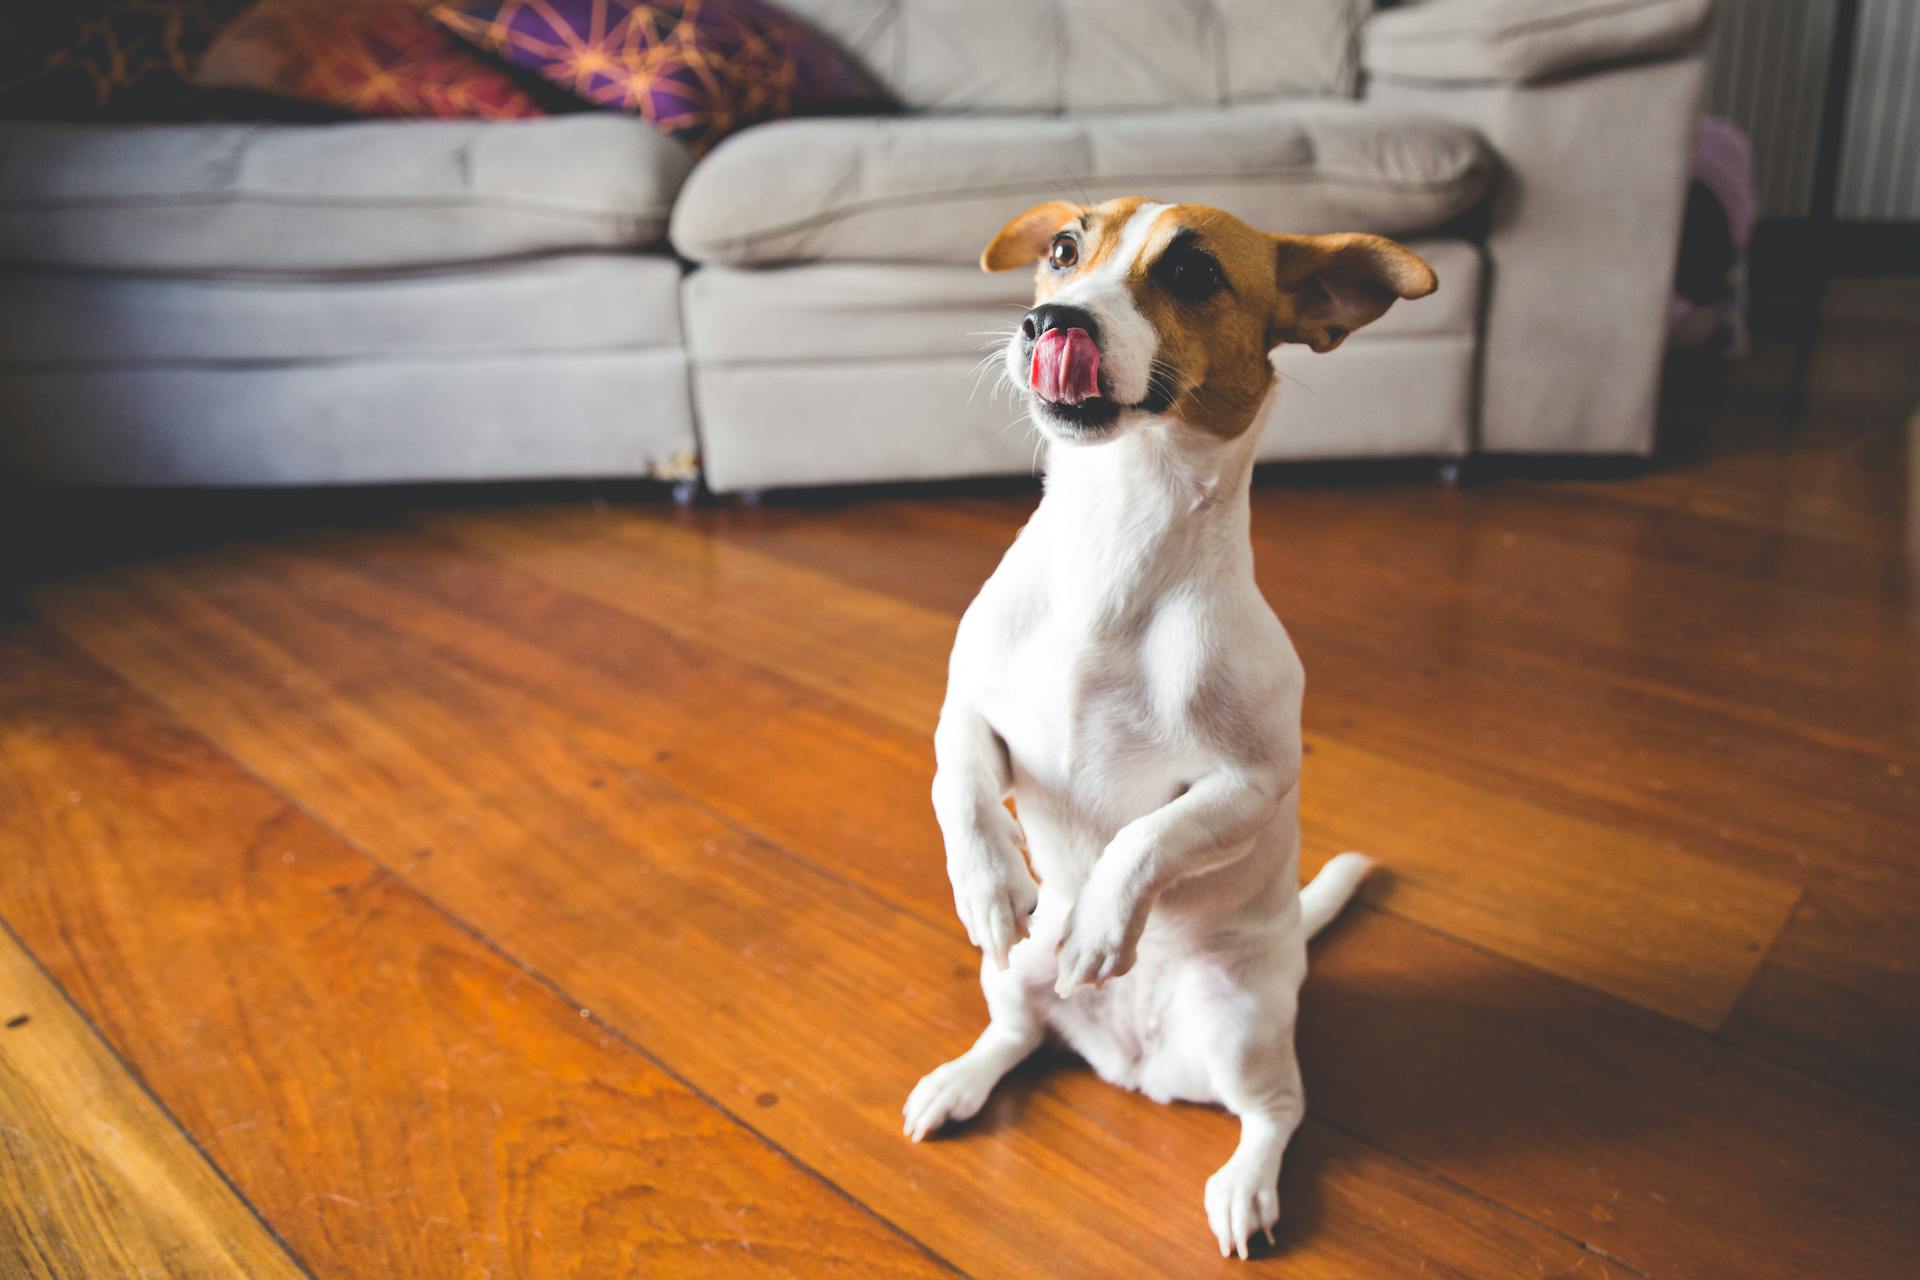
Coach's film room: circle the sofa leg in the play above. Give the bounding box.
[1437,458,1466,488]
[738,488,764,507]
[671,479,701,507]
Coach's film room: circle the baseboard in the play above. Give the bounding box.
[1749,218,1920,340]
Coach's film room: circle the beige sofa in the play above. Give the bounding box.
[0,0,1713,493]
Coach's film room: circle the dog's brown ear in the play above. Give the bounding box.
[1269,233,1436,352]
[981,201,1083,272]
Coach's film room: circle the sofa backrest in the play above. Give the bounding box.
[776,0,1370,112]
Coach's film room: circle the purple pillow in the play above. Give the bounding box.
[429,0,876,154]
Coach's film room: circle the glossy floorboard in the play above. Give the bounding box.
[1,282,1914,1277]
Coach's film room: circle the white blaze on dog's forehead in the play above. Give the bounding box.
[1100,202,1170,278]
[1052,202,1169,302]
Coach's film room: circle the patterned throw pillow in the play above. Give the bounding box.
[430,0,875,154]
[196,0,547,119]
[0,0,254,120]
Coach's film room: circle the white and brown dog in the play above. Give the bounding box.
[903,199,1436,1258]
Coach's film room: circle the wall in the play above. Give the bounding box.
[1835,0,1920,221]
[1704,0,1920,221]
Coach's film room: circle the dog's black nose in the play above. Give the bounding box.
[1021,303,1100,346]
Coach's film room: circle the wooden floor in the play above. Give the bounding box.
[2,282,1916,1278]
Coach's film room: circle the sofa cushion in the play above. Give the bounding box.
[686,242,1483,492]
[684,240,1483,366]
[670,102,1494,267]
[1366,0,1715,85]
[772,0,1371,110]
[0,115,692,274]
[0,254,683,367]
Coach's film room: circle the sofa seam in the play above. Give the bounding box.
[690,331,1478,369]
[1370,0,1697,48]
[1366,44,1702,89]
[0,192,674,223]
[0,345,688,374]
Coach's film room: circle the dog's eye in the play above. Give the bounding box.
[1158,248,1224,302]
[1048,234,1079,271]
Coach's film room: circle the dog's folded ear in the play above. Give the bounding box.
[1268,233,1437,353]
[981,201,1084,273]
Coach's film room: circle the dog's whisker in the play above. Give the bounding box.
[968,354,1016,406]
[968,347,1008,375]
[1045,173,1093,217]
[1053,167,1093,212]
[1272,367,1328,403]
[970,352,1015,396]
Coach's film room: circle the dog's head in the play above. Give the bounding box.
[984,198,1436,445]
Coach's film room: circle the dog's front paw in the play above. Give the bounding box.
[1205,1157,1282,1260]
[1053,879,1145,997]
[947,810,1038,970]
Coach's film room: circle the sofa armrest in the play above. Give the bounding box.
[1364,0,1714,455]
[1366,0,1715,85]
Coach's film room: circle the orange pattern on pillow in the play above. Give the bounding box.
[196,0,544,118]
[0,1,254,120]
[430,0,874,154]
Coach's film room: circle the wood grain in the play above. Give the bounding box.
[1300,911,1920,1280]
[1562,281,1920,551]
[0,624,953,1280]
[29,556,1605,1279]
[0,921,304,1280]
[6,279,1913,1280]
[1722,861,1920,1107]
[709,486,1920,762]
[699,491,1918,888]
[425,505,1803,1027]
[30,534,1920,1280]
[715,491,1917,1093]
[1295,734,1799,1030]
[1251,485,1920,759]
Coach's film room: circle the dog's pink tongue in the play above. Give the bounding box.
[1030,328,1101,404]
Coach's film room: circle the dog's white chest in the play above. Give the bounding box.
[975,583,1249,864]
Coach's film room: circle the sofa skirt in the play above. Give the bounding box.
[0,349,695,485]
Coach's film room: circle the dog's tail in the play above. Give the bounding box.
[1301,852,1374,940]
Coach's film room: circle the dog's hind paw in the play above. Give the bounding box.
[902,1057,998,1143]
[1204,1158,1281,1260]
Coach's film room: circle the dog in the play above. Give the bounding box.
[902,198,1435,1258]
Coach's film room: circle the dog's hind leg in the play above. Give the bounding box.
[903,931,1057,1141]
[1194,859,1363,1256]
[1202,996,1306,1260]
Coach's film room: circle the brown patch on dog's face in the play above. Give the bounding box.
[1123,206,1290,438]
[982,199,1436,443]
